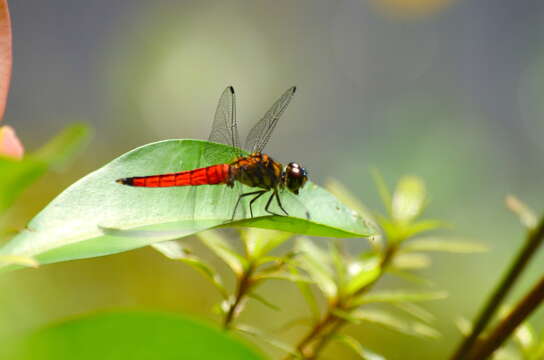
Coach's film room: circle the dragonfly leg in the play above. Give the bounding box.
[248,190,267,218]
[264,190,286,216]
[232,190,266,221]
[275,190,289,216]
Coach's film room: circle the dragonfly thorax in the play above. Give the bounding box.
[230,153,308,195]
[230,153,283,190]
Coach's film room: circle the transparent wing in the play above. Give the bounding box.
[244,86,296,153]
[208,86,241,151]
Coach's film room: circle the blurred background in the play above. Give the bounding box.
[1,0,543,359]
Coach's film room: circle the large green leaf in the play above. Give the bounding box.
[0,140,371,271]
[2,310,264,360]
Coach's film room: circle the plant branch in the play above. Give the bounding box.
[449,215,544,360]
[467,275,544,360]
[285,244,399,360]
[290,311,338,359]
[223,264,255,330]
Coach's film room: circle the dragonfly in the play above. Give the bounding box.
[116,86,309,221]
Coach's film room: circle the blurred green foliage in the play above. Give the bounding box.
[279,175,486,359]
[0,124,89,215]
[3,310,263,360]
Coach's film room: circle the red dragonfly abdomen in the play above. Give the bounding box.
[117,164,230,188]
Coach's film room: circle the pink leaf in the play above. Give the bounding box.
[0,0,12,121]
[0,125,23,159]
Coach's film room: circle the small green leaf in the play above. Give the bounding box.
[493,347,523,360]
[402,220,446,237]
[3,311,264,360]
[32,124,90,168]
[394,302,435,324]
[0,140,371,272]
[254,253,298,271]
[0,124,89,214]
[151,240,228,299]
[505,195,538,230]
[454,317,472,336]
[391,253,431,270]
[387,269,434,286]
[330,241,348,289]
[295,238,337,299]
[391,176,426,223]
[0,159,43,213]
[331,308,363,324]
[0,254,38,268]
[403,238,487,253]
[235,324,300,357]
[333,334,385,360]
[513,322,536,355]
[253,271,312,284]
[275,318,314,333]
[352,290,447,306]
[291,266,321,319]
[343,257,381,296]
[350,309,440,338]
[247,292,280,311]
[197,230,247,276]
[240,228,292,260]
[370,168,392,216]
[150,240,187,259]
[379,218,445,243]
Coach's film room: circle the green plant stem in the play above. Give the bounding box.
[467,275,544,360]
[449,216,544,360]
[289,310,338,359]
[223,264,255,330]
[285,244,399,360]
[306,316,344,359]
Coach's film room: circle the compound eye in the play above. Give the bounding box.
[287,162,300,170]
[285,162,308,195]
[289,167,302,176]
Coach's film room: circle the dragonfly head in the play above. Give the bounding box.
[284,162,308,195]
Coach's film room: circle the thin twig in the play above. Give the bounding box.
[223,264,255,330]
[467,275,544,360]
[280,303,341,360]
[449,216,544,360]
